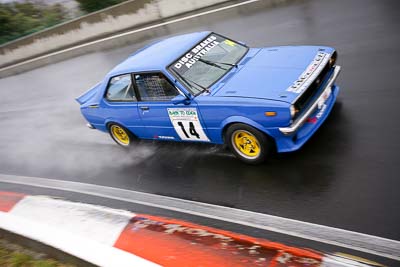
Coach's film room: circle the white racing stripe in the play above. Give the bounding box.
[0,0,261,73]
[0,174,399,261]
[0,212,160,267]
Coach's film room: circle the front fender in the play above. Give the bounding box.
[220,116,274,141]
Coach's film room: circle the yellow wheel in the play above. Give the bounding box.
[109,124,131,147]
[232,130,261,159]
[226,123,274,164]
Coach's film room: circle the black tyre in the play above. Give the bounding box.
[225,123,274,165]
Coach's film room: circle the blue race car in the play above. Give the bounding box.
[76,31,341,164]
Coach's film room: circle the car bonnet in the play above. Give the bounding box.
[213,45,335,103]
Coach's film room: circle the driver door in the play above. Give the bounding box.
[134,72,209,142]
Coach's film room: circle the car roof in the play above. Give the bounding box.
[107,31,211,76]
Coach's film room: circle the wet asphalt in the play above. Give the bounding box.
[0,0,399,247]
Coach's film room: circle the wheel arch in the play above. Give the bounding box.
[220,116,275,145]
[105,119,138,138]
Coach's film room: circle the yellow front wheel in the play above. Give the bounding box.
[109,124,131,147]
[226,123,274,164]
[232,130,261,159]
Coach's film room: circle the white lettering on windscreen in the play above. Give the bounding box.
[174,35,219,70]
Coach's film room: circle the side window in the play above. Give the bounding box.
[134,73,179,101]
[106,74,137,102]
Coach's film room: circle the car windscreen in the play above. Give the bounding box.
[168,33,248,96]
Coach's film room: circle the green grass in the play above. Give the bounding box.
[0,239,75,267]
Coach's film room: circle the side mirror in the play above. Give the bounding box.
[172,94,191,105]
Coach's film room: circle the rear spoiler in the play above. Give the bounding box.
[75,82,101,105]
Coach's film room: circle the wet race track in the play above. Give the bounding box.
[0,0,400,257]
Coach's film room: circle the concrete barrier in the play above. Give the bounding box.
[0,0,230,68]
[0,0,296,78]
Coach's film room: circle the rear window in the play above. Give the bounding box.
[106,74,137,102]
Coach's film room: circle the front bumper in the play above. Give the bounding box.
[279,65,341,135]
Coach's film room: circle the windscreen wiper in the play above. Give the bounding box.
[172,69,210,96]
[199,58,238,69]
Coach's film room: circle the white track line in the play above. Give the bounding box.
[0,174,399,261]
[0,0,260,73]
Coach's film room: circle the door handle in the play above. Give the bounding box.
[140,106,149,111]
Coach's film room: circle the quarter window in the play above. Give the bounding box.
[106,74,136,101]
[134,73,179,101]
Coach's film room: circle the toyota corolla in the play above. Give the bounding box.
[76,31,341,164]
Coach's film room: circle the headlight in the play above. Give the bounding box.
[329,51,337,67]
[329,57,335,66]
[290,105,296,118]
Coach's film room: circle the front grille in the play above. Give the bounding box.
[293,63,333,120]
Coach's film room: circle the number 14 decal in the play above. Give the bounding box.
[167,108,210,142]
[177,121,200,139]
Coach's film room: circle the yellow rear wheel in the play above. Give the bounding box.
[110,124,130,147]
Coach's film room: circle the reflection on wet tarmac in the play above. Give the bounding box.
[0,0,399,242]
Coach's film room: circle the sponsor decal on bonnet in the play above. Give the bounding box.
[287,52,331,94]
